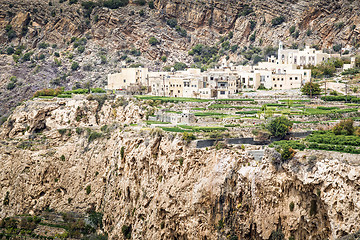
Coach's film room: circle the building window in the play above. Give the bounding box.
[289,77,292,80]
[295,77,298,80]
[220,91,225,95]
[304,72,307,75]
[280,85,282,87]
[274,84,277,87]
[281,78,284,81]
[124,80,126,83]
[178,90,180,93]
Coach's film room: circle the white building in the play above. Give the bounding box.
[276,41,340,66]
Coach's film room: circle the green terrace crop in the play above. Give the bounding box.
[160,125,228,132]
[303,107,358,115]
[135,95,254,103]
[194,112,229,118]
[322,95,360,103]
[306,131,360,146]
[235,110,259,115]
[135,96,210,102]
[145,121,171,125]
[208,104,244,109]
[278,99,310,103]
[271,131,360,154]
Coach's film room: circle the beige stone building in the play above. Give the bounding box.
[107,67,148,90]
[107,58,314,98]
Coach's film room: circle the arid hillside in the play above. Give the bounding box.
[0,0,359,121]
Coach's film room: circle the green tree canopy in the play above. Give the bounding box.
[301,82,321,95]
[266,116,293,138]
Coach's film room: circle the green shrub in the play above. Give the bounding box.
[279,144,296,161]
[149,37,159,46]
[166,18,177,28]
[22,52,33,61]
[175,25,187,37]
[5,25,16,40]
[178,157,184,166]
[103,0,129,9]
[76,127,83,134]
[3,191,9,206]
[58,129,68,135]
[6,82,16,90]
[78,45,85,53]
[271,16,285,26]
[33,87,64,97]
[6,47,14,55]
[335,22,344,29]
[269,229,284,240]
[289,26,296,34]
[173,62,187,71]
[248,33,256,42]
[71,62,79,71]
[60,155,65,161]
[239,4,253,16]
[333,44,342,52]
[221,41,230,50]
[38,42,49,49]
[85,185,91,195]
[310,200,317,216]
[161,56,167,62]
[88,131,103,142]
[148,1,154,9]
[231,45,238,53]
[134,0,146,5]
[289,201,295,211]
[54,58,61,66]
[120,146,125,160]
[332,119,354,135]
[217,219,224,230]
[292,30,300,39]
[249,20,256,31]
[100,55,107,64]
[121,225,131,239]
[182,132,196,142]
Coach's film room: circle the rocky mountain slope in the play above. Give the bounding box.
[1,0,360,119]
[1,96,360,239]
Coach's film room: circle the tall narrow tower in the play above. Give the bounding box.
[278,41,284,63]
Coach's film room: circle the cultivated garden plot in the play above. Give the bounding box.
[137,95,360,154]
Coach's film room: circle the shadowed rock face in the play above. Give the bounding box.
[1,98,360,239]
[0,0,359,118]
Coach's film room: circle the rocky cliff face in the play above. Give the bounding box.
[1,97,359,239]
[0,0,360,118]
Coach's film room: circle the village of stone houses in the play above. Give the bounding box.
[4,0,360,238]
[22,42,360,159]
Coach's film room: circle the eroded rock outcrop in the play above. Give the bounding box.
[0,98,360,239]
